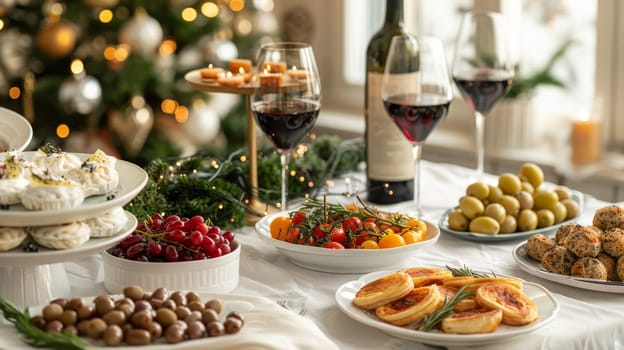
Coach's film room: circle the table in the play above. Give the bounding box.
[8,160,624,349]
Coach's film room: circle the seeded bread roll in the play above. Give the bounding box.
[525,234,555,262]
[596,252,618,281]
[601,227,624,258]
[570,257,608,280]
[555,223,577,245]
[617,256,624,281]
[563,225,601,258]
[541,246,576,275]
[592,205,624,231]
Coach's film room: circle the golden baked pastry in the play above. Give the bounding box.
[596,252,618,281]
[475,282,538,326]
[375,285,443,326]
[570,257,608,280]
[440,308,503,334]
[592,205,624,231]
[616,255,624,281]
[525,234,555,262]
[563,225,601,258]
[442,276,523,292]
[555,223,577,245]
[601,227,624,258]
[541,246,576,275]
[352,271,414,310]
[400,266,453,287]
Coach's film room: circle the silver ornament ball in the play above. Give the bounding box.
[119,11,163,57]
[59,74,102,115]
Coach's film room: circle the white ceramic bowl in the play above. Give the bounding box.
[103,239,240,294]
[255,212,440,274]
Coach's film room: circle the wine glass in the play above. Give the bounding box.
[251,42,321,210]
[452,12,515,179]
[382,35,453,218]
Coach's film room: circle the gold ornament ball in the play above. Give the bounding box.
[36,22,77,58]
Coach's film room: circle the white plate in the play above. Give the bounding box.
[439,191,583,242]
[0,152,148,226]
[335,270,559,347]
[0,293,339,349]
[0,107,32,152]
[513,241,624,294]
[255,211,439,274]
[0,211,137,267]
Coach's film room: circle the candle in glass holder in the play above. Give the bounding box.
[570,114,601,166]
[218,71,244,87]
[261,61,287,73]
[229,59,252,74]
[287,66,308,80]
[238,67,253,83]
[259,71,283,87]
[199,64,224,79]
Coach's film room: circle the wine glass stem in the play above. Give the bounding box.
[474,111,485,179]
[412,144,422,218]
[280,151,290,210]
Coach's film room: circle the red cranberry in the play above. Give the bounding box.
[217,243,231,255]
[149,240,162,257]
[126,243,146,259]
[119,235,143,249]
[200,237,216,252]
[164,246,178,262]
[195,223,209,235]
[189,231,203,247]
[222,231,235,242]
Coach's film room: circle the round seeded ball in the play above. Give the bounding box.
[601,227,624,258]
[555,223,577,245]
[541,246,577,275]
[570,257,608,280]
[525,234,555,262]
[617,256,624,281]
[563,225,601,258]
[596,252,618,281]
[592,205,624,231]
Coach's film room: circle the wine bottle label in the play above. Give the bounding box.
[366,72,415,181]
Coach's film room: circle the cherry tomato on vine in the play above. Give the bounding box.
[362,221,379,234]
[342,217,362,233]
[286,227,301,243]
[329,227,346,244]
[291,211,306,226]
[312,224,329,240]
[324,241,344,249]
[378,233,406,248]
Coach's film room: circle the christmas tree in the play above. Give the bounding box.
[0,0,278,164]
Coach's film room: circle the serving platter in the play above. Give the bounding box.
[0,293,340,349]
[0,107,32,152]
[0,152,148,226]
[512,242,624,294]
[255,211,439,274]
[335,270,559,347]
[438,191,583,242]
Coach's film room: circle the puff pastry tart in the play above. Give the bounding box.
[435,286,479,312]
[443,276,523,292]
[440,308,503,334]
[400,266,453,287]
[475,282,538,326]
[352,272,413,310]
[375,285,443,326]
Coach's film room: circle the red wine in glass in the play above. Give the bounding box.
[253,100,320,150]
[383,93,450,143]
[453,70,513,114]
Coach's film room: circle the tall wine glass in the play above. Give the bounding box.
[251,42,321,210]
[382,35,452,218]
[452,12,515,179]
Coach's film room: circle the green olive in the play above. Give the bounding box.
[498,195,520,217]
[536,209,555,228]
[554,187,572,201]
[550,201,568,223]
[498,173,522,195]
[448,210,469,231]
[519,163,544,189]
[466,182,490,200]
[500,215,518,233]
[459,196,485,220]
[484,203,506,224]
[469,216,500,235]
[516,191,534,210]
[487,185,504,203]
[518,209,538,231]
[533,189,559,210]
[521,181,534,194]
[561,198,580,219]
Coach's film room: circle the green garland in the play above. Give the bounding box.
[125,135,365,229]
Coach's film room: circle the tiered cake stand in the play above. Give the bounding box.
[0,152,148,307]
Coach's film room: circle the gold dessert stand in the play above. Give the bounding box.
[185,69,301,224]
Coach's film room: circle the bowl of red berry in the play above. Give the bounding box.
[103,213,240,294]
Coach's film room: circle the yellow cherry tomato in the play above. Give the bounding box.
[270,216,292,241]
[401,230,425,244]
[406,219,428,234]
[378,233,406,249]
[360,240,380,249]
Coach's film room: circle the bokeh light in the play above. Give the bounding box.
[161,99,177,114]
[8,87,21,99]
[229,0,245,12]
[56,124,70,138]
[181,7,198,22]
[201,2,219,18]
[99,9,113,23]
[175,106,189,123]
[70,59,84,75]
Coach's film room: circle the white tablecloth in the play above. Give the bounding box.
[13,161,624,349]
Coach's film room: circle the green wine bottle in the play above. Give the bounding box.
[365,0,414,204]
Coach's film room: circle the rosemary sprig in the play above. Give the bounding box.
[419,285,474,332]
[0,297,88,350]
[446,264,497,278]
